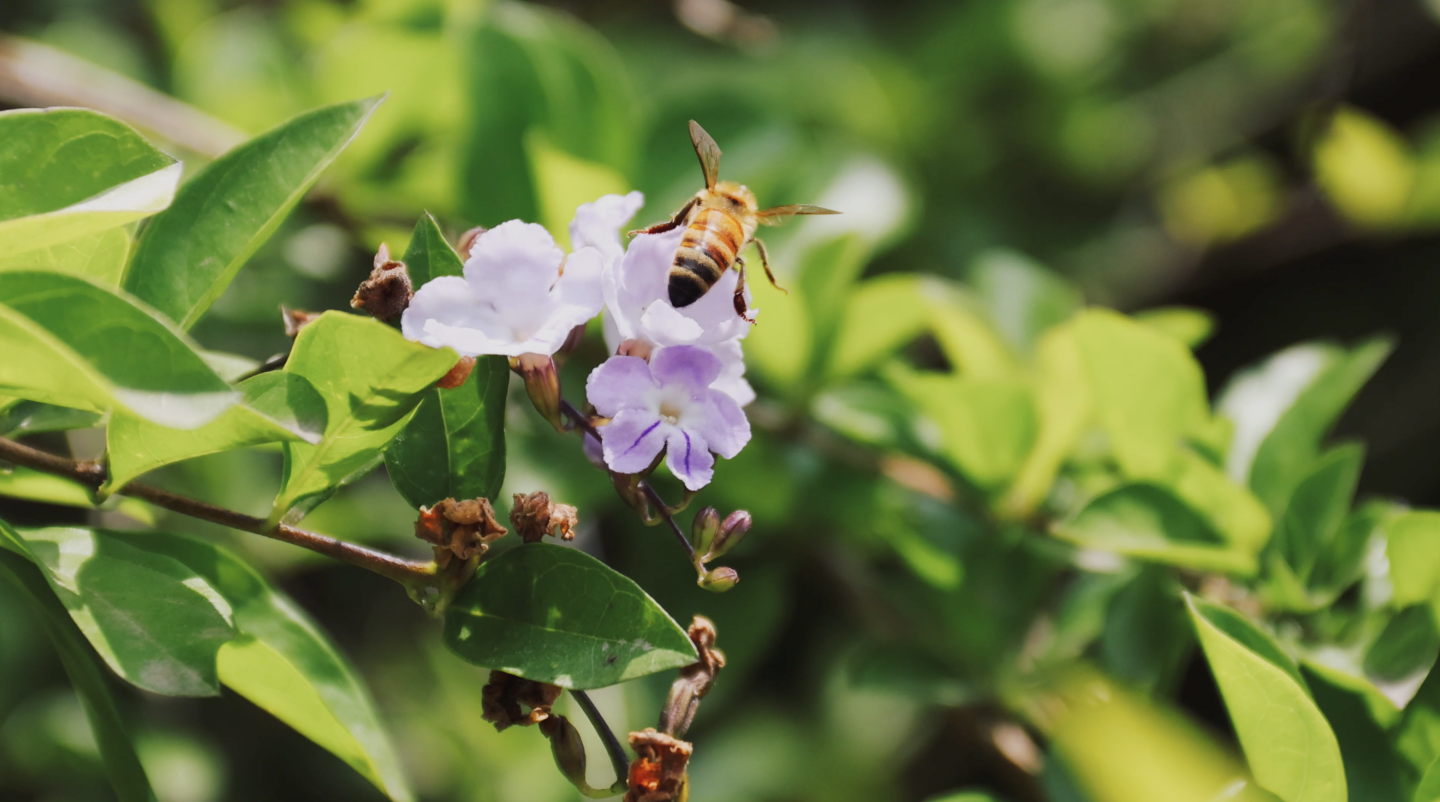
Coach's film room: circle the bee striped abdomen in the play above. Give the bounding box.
[669,208,744,307]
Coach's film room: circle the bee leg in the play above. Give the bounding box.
[732,257,756,322]
[754,238,788,294]
[627,198,697,238]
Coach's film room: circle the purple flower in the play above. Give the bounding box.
[586,345,752,491]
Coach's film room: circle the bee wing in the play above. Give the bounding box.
[689,120,722,190]
[755,204,841,225]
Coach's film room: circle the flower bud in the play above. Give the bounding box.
[697,566,739,593]
[690,507,720,560]
[437,356,476,389]
[540,715,589,789]
[555,324,587,361]
[510,353,564,432]
[701,511,750,563]
[351,243,413,322]
[456,225,488,258]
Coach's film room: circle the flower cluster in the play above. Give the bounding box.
[399,193,754,490]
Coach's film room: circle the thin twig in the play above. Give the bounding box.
[558,400,696,562]
[0,436,435,588]
[570,690,630,788]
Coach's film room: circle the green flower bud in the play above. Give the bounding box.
[541,715,588,789]
[690,507,720,559]
[510,353,565,433]
[698,566,739,592]
[701,511,750,563]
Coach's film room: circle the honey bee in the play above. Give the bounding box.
[630,121,838,319]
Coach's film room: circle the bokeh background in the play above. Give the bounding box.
[2,0,1440,800]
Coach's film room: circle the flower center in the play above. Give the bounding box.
[659,401,683,425]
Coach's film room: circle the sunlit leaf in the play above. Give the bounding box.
[1057,484,1256,574]
[1313,107,1415,229]
[0,529,154,802]
[0,270,237,428]
[1133,307,1215,349]
[924,280,1017,380]
[271,312,457,524]
[105,371,327,493]
[888,368,1035,492]
[526,130,629,249]
[1006,320,1091,515]
[0,108,179,256]
[1387,512,1440,613]
[1187,595,1346,802]
[0,226,132,286]
[0,466,155,525]
[1272,444,1362,581]
[401,211,464,288]
[0,400,103,437]
[826,274,929,380]
[125,96,383,329]
[969,249,1081,355]
[443,543,697,689]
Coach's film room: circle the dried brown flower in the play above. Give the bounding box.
[437,356,476,389]
[280,305,321,338]
[480,670,562,732]
[625,729,692,802]
[350,243,413,322]
[510,491,579,544]
[414,497,507,567]
[658,617,726,738]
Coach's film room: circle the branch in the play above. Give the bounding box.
[0,436,436,589]
[558,400,696,563]
[570,690,631,791]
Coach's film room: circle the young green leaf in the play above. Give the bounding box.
[1133,306,1215,349]
[888,369,1036,492]
[0,108,180,255]
[969,248,1082,356]
[14,526,237,697]
[271,311,458,524]
[1006,320,1091,515]
[105,371,327,493]
[1187,595,1346,802]
[0,270,237,427]
[1075,309,1209,481]
[0,399,104,437]
[0,226,132,286]
[443,543,698,689]
[385,355,507,510]
[825,274,929,380]
[1397,664,1440,786]
[1386,512,1440,612]
[125,96,384,329]
[0,541,155,802]
[0,466,155,525]
[1056,484,1256,575]
[402,210,465,287]
[1273,444,1363,580]
[1218,339,1390,513]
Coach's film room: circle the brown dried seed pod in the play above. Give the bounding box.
[350,243,414,322]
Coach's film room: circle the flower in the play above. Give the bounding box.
[601,227,753,354]
[401,220,604,357]
[571,191,645,258]
[586,345,751,491]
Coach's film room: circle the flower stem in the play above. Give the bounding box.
[557,400,696,563]
[0,436,436,589]
[570,690,630,792]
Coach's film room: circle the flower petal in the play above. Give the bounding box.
[696,389,751,459]
[651,345,723,397]
[586,355,657,417]
[606,227,684,339]
[463,220,564,309]
[639,301,705,345]
[601,409,670,475]
[666,428,716,491]
[708,338,756,406]
[402,275,512,356]
[570,191,644,258]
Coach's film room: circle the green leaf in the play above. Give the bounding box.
[1100,567,1191,690]
[1300,662,1406,802]
[888,369,1036,492]
[825,274,929,380]
[1006,320,1091,514]
[1273,445,1363,580]
[1313,107,1415,230]
[125,96,383,329]
[401,211,464,287]
[1417,761,1440,802]
[1075,309,1208,480]
[527,129,630,248]
[12,526,236,696]
[105,371,326,493]
[1057,484,1256,574]
[1133,306,1215,349]
[1364,605,1439,683]
[119,530,413,802]
[0,108,179,255]
[385,356,507,510]
[272,311,458,524]
[1187,595,1346,802]
[1311,500,1399,594]
[443,543,698,689]
[0,466,155,525]
[0,400,103,437]
[1170,450,1272,556]
[924,280,1018,380]
[0,542,155,802]
[0,226,132,286]
[1387,512,1440,611]
[1396,658,1440,786]
[1219,339,1390,514]
[0,270,237,427]
[968,248,1081,355]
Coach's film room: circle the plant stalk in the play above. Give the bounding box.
[570,689,631,793]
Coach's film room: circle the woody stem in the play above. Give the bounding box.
[0,436,436,589]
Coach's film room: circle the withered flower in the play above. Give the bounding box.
[625,728,692,802]
[280,305,321,338]
[480,670,561,732]
[510,491,579,544]
[658,617,726,738]
[414,497,507,567]
[351,243,414,322]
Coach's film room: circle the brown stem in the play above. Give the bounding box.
[0,436,435,588]
[557,401,697,563]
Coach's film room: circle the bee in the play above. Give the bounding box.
[630,120,838,319]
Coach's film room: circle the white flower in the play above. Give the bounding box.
[570,191,645,259]
[401,220,603,358]
[601,227,753,354]
[586,345,752,491]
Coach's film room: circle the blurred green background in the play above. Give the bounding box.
[4,0,1440,800]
